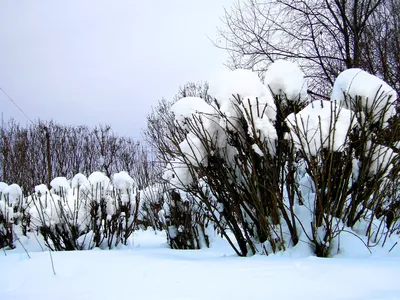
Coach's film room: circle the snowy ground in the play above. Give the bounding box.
[1,230,400,300]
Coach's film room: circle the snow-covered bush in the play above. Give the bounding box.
[331,68,397,127]
[160,189,212,250]
[0,182,15,249]
[155,61,399,257]
[8,170,143,251]
[138,183,165,230]
[284,69,399,257]
[155,61,310,256]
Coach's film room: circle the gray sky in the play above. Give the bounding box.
[0,0,233,138]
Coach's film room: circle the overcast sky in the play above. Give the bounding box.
[0,0,234,138]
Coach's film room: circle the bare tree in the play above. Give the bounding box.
[217,0,400,98]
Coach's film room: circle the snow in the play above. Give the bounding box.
[113,171,135,191]
[3,184,23,204]
[331,68,397,125]
[179,133,208,167]
[286,100,355,156]
[88,171,109,185]
[171,96,216,129]
[209,68,276,126]
[34,184,49,195]
[71,173,90,189]
[1,230,400,300]
[368,143,396,176]
[0,182,8,193]
[265,60,308,105]
[50,177,69,193]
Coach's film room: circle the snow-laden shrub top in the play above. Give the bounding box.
[4,184,22,201]
[113,171,135,191]
[209,68,276,124]
[171,96,216,131]
[71,173,90,189]
[331,68,397,125]
[88,171,110,187]
[286,100,355,156]
[367,142,395,176]
[0,182,8,193]
[34,184,49,195]
[265,60,308,105]
[50,177,69,193]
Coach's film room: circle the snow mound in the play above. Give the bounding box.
[171,96,215,126]
[209,68,277,153]
[50,177,69,192]
[71,173,90,189]
[113,171,134,191]
[209,68,276,123]
[286,100,355,156]
[4,184,22,201]
[331,68,397,125]
[0,182,8,194]
[265,60,308,105]
[88,171,109,186]
[368,143,396,176]
[34,184,49,195]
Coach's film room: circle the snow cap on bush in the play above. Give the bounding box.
[4,183,23,204]
[331,68,397,125]
[88,171,110,186]
[71,173,90,189]
[35,184,49,195]
[265,60,308,105]
[50,177,70,193]
[0,182,8,194]
[171,96,216,130]
[113,171,134,191]
[286,100,355,156]
[209,68,276,123]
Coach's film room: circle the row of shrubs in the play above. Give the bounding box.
[145,65,400,257]
[0,172,166,250]
[1,66,400,258]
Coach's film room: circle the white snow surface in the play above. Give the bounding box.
[265,60,308,104]
[286,100,354,156]
[113,171,135,191]
[1,230,400,300]
[50,177,69,192]
[0,182,8,193]
[34,184,49,195]
[331,68,397,125]
[209,68,276,124]
[368,143,396,176]
[71,173,90,189]
[171,96,216,128]
[3,184,22,201]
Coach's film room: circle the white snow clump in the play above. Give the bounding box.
[35,184,49,195]
[286,100,355,156]
[71,173,90,189]
[331,68,397,125]
[113,171,135,191]
[50,177,70,193]
[265,60,308,105]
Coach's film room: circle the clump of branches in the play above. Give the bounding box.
[216,0,400,97]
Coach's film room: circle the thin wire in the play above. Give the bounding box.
[0,87,34,124]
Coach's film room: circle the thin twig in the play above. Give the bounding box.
[48,248,56,275]
[341,230,372,254]
[389,242,398,253]
[14,233,31,258]
[32,232,45,252]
